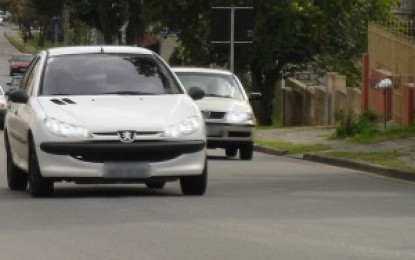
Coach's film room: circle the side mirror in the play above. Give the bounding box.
[248,92,262,101]
[9,89,29,103]
[187,86,205,100]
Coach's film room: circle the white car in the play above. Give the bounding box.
[173,68,261,160]
[0,85,6,129]
[4,46,207,197]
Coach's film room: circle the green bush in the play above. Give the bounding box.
[334,109,378,138]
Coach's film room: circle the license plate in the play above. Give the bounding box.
[104,162,151,179]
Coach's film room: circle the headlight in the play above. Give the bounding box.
[225,112,253,124]
[163,116,201,138]
[44,118,92,138]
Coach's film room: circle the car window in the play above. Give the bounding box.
[21,58,39,94]
[176,72,245,100]
[23,57,41,95]
[41,54,183,96]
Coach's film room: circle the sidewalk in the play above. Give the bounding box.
[3,23,38,54]
[255,126,415,181]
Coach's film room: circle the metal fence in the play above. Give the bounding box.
[375,20,415,41]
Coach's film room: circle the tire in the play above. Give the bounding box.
[5,134,28,190]
[225,147,238,157]
[180,161,207,196]
[145,181,166,189]
[28,139,54,197]
[239,143,253,160]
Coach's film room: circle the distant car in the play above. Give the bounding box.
[5,46,207,197]
[0,85,6,129]
[7,75,22,92]
[9,54,33,76]
[173,68,261,160]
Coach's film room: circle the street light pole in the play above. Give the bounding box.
[230,5,235,73]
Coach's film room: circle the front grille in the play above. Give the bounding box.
[72,151,180,163]
[228,132,251,138]
[202,111,225,119]
[41,140,205,163]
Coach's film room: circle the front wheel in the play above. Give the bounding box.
[28,140,54,197]
[239,143,253,160]
[180,161,207,196]
[5,134,28,190]
[225,147,238,157]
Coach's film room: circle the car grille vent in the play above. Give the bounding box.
[62,98,76,104]
[72,152,180,163]
[94,131,161,136]
[202,111,225,119]
[50,98,77,105]
[50,99,66,105]
[228,132,251,138]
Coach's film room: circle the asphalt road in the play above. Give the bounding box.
[1,27,415,260]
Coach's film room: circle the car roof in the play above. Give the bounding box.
[46,46,154,57]
[172,67,234,76]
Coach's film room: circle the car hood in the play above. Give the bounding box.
[195,97,252,113]
[38,95,198,132]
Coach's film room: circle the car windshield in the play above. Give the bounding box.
[175,72,245,100]
[12,54,33,62]
[41,54,183,96]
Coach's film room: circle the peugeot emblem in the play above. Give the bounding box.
[118,131,136,143]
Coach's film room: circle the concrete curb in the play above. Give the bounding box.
[254,144,415,182]
[253,145,288,156]
[303,153,415,182]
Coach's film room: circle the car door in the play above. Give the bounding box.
[8,56,41,168]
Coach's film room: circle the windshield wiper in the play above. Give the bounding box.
[102,91,156,95]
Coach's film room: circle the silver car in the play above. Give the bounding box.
[4,46,207,197]
[173,68,261,160]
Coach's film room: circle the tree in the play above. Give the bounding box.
[68,0,125,44]
[31,0,63,46]
[149,0,396,125]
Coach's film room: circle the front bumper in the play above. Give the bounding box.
[205,123,254,148]
[37,140,206,180]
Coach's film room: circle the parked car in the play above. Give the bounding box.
[5,46,207,197]
[0,85,6,129]
[9,53,34,76]
[7,75,22,92]
[173,68,261,160]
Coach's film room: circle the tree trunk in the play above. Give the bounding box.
[126,0,142,45]
[97,2,112,44]
[251,61,280,126]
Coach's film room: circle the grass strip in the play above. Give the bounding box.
[324,151,414,172]
[4,32,28,53]
[255,139,331,155]
[343,125,415,144]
